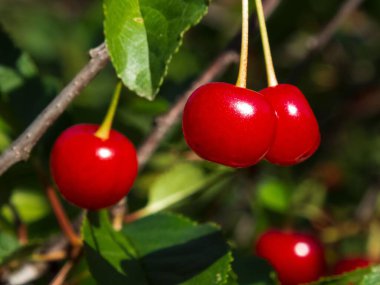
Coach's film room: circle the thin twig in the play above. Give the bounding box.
[33,159,82,247]
[355,186,380,225]
[262,0,280,17]
[0,44,109,176]
[45,186,82,247]
[49,247,82,285]
[307,0,365,52]
[49,260,75,285]
[32,251,67,262]
[290,0,365,80]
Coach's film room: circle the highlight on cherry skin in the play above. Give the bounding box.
[50,124,138,210]
[255,229,326,285]
[260,84,320,166]
[182,82,277,168]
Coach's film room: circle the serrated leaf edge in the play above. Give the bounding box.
[104,0,210,100]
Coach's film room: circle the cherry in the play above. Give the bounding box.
[182,82,276,167]
[253,0,320,165]
[260,84,320,165]
[332,257,371,274]
[50,124,138,210]
[255,229,326,285]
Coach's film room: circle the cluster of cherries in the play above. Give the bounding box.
[49,0,320,211]
[182,82,320,168]
[47,1,373,283]
[182,0,319,168]
[255,229,372,285]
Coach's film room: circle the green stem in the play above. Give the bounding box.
[254,0,278,87]
[95,81,123,140]
[236,0,249,88]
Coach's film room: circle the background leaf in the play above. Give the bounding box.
[104,0,209,99]
[232,254,276,285]
[309,266,380,285]
[148,163,205,205]
[83,211,232,285]
[141,164,231,215]
[1,187,51,223]
[83,210,146,284]
[256,179,291,214]
[0,232,19,264]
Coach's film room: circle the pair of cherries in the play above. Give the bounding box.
[255,229,372,285]
[182,82,320,167]
[255,229,325,285]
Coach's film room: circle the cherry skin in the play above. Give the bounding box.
[260,84,320,166]
[255,229,326,285]
[182,82,276,167]
[50,124,138,210]
[333,257,371,274]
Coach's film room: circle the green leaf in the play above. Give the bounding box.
[103,0,209,100]
[1,188,51,223]
[149,163,205,205]
[1,242,39,266]
[83,211,233,284]
[0,25,22,69]
[16,53,38,78]
[0,116,11,151]
[83,210,146,284]
[257,179,290,213]
[309,265,380,285]
[0,66,23,94]
[361,267,380,285]
[0,25,53,132]
[0,26,38,95]
[232,254,276,285]
[0,232,19,264]
[137,164,231,217]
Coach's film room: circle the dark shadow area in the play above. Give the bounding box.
[84,243,148,285]
[134,231,229,285]
[232,253,276,285]
[0,26,21,68]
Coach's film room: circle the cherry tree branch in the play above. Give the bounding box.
[0,44,109,176]
[307,0,365,52]
[290,0,365,80]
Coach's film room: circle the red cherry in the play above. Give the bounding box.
[260,84,320,165]
[333,257,371,274]
[182,82,276,167]
[50,124,138,210]
[255,229,326,285]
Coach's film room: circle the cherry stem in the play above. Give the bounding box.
[46,186,82,247]
[236,0,249,88]
[95,81,123,140]
[33,159,82,247]
[254,0,278,87]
